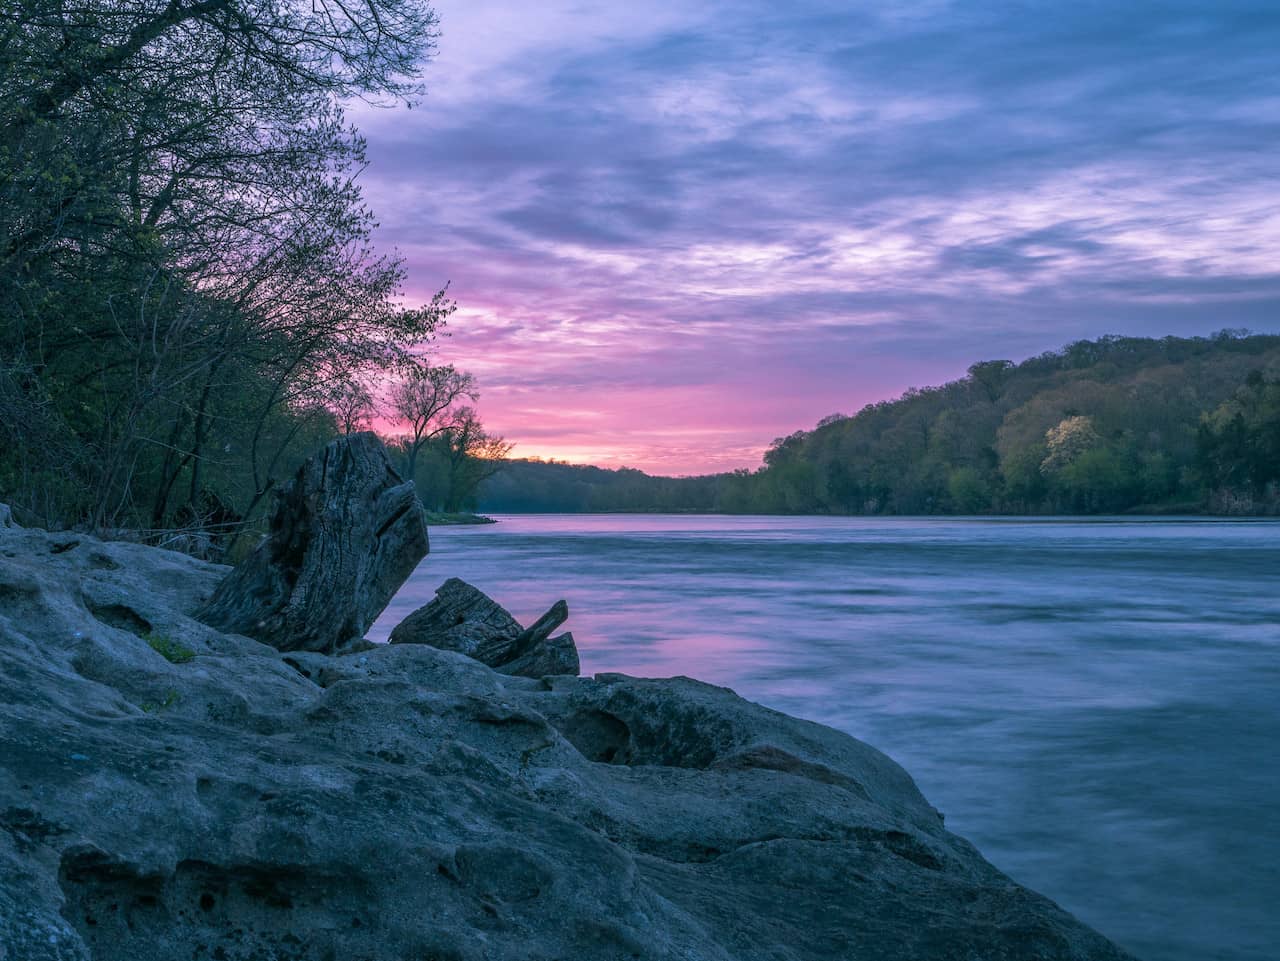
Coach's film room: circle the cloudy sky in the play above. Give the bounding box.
[354,0,1280,475]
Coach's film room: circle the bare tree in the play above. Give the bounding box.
[330,380,378,435]
[390,364,477,484]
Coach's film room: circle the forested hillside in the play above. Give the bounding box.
[479,332,1280,515]
[480,460,721,513]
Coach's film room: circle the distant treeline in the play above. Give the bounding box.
[479,332,1280,516]
[480,460,723,514]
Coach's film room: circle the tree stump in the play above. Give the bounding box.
[391,580,578,677]
[197,433,428,652]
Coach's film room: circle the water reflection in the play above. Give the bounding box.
[372,515,1280,961]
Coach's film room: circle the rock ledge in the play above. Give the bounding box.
[0,515,1135,960]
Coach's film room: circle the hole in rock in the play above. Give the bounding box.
[89,603,153,637]
[58,847,166,944]
[554,710,632,764]
[60,851,369,957]
[0,582,38,604]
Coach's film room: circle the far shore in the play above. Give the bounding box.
[470,508,1280,520]
[423,511,497,525]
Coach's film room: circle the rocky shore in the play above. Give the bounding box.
[0,436,1136,960]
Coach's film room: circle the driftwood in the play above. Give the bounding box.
[388,577,524,662]
[498,630,579,678]
[391,579,578,677]
[197,433,428,653]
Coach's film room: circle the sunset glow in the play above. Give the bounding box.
[355,1,1280,474]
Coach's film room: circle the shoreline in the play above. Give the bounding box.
[0,496,1137,959]
[469,509,1280,522]
[423,511,497,525]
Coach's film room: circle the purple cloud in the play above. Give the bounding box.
[351,0,1280,474]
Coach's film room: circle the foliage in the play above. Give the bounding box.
[478,460,722,513]
[145,632,195,664]
[477,332,1280,516]
[1040,416,1100,474]
[140,688,181,713]
[1195,369,1280,512]
[0,0,448,537]
[390,403,512,513]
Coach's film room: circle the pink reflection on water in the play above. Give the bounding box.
[367,514,1280,961]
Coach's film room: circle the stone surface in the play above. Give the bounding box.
[196,432,428,653]
[0,522,1138,961]
[0,501,15,528]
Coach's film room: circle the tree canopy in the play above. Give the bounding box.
[477,332,1280,517]
[0,0,450,536]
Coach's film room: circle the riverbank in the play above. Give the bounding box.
[393,512,1280,961]
[0,476,1137,959]
[424,510,497,525]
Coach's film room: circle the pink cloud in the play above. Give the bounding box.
[347,1,1280,475]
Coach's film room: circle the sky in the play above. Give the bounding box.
[352,0,1280,475]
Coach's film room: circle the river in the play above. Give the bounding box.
[371,515,1280,961]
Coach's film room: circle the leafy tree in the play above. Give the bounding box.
[472,333,1280,518]
[438,408,513,512]
[0,0,449,535]
[968,359,1014,402]
[947,467,991,514]
[1041,416,1101,474]
[1196,370,1280,506]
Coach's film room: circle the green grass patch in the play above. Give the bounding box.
[145,632,196,664]
[141,689,181,713]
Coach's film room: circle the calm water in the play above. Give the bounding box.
[371,515,1280,961]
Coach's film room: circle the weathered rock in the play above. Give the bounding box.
[196,432,427,653]
[0,502,15,528]
[389,576,524,662]
[499,630,580,678]
[0,521,1138,961]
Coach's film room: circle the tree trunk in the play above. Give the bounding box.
[197,432,428,653]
